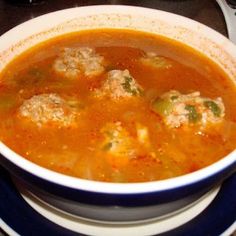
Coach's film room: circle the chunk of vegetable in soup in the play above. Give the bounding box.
[0,29,235,183]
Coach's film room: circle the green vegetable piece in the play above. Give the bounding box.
[121,76,141,96]
[185,104,201,123]
[152,98,173,117]
[204,100,221,117]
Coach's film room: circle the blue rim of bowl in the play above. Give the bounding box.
[0,165,235,236]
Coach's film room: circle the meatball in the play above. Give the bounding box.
[151,90,225,128]
[18,93,78,127]
[96,69,143,99]
[140,52,172,69]
[53,47,105,78]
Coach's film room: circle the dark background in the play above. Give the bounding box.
[0,0,233,235]
[0,0,228,37]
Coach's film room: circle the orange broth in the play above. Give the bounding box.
[0,29,235,182]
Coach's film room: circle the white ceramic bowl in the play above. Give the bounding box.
[0,5,235,223]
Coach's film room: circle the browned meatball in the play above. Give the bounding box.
[95,69,143,99]
[19,93,79,127]
[53,47,105,78]
[152,90,225,128]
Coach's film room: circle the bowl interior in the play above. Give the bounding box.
[0,5,235,193]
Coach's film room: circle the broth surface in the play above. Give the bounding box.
[0,29,235,182]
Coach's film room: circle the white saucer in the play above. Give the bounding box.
[20,186,219,236]
[0,166,235,236]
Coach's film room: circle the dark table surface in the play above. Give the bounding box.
[0,0,228,38]
[0,0,234,235]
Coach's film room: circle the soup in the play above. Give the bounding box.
[0,29,235,183]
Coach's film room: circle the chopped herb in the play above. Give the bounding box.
[121,76,132,93]
[185,104,201,123]
[121,76,140,96]
[204,100,221,117]
[124,76,132,83]
[103,142,113,151]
